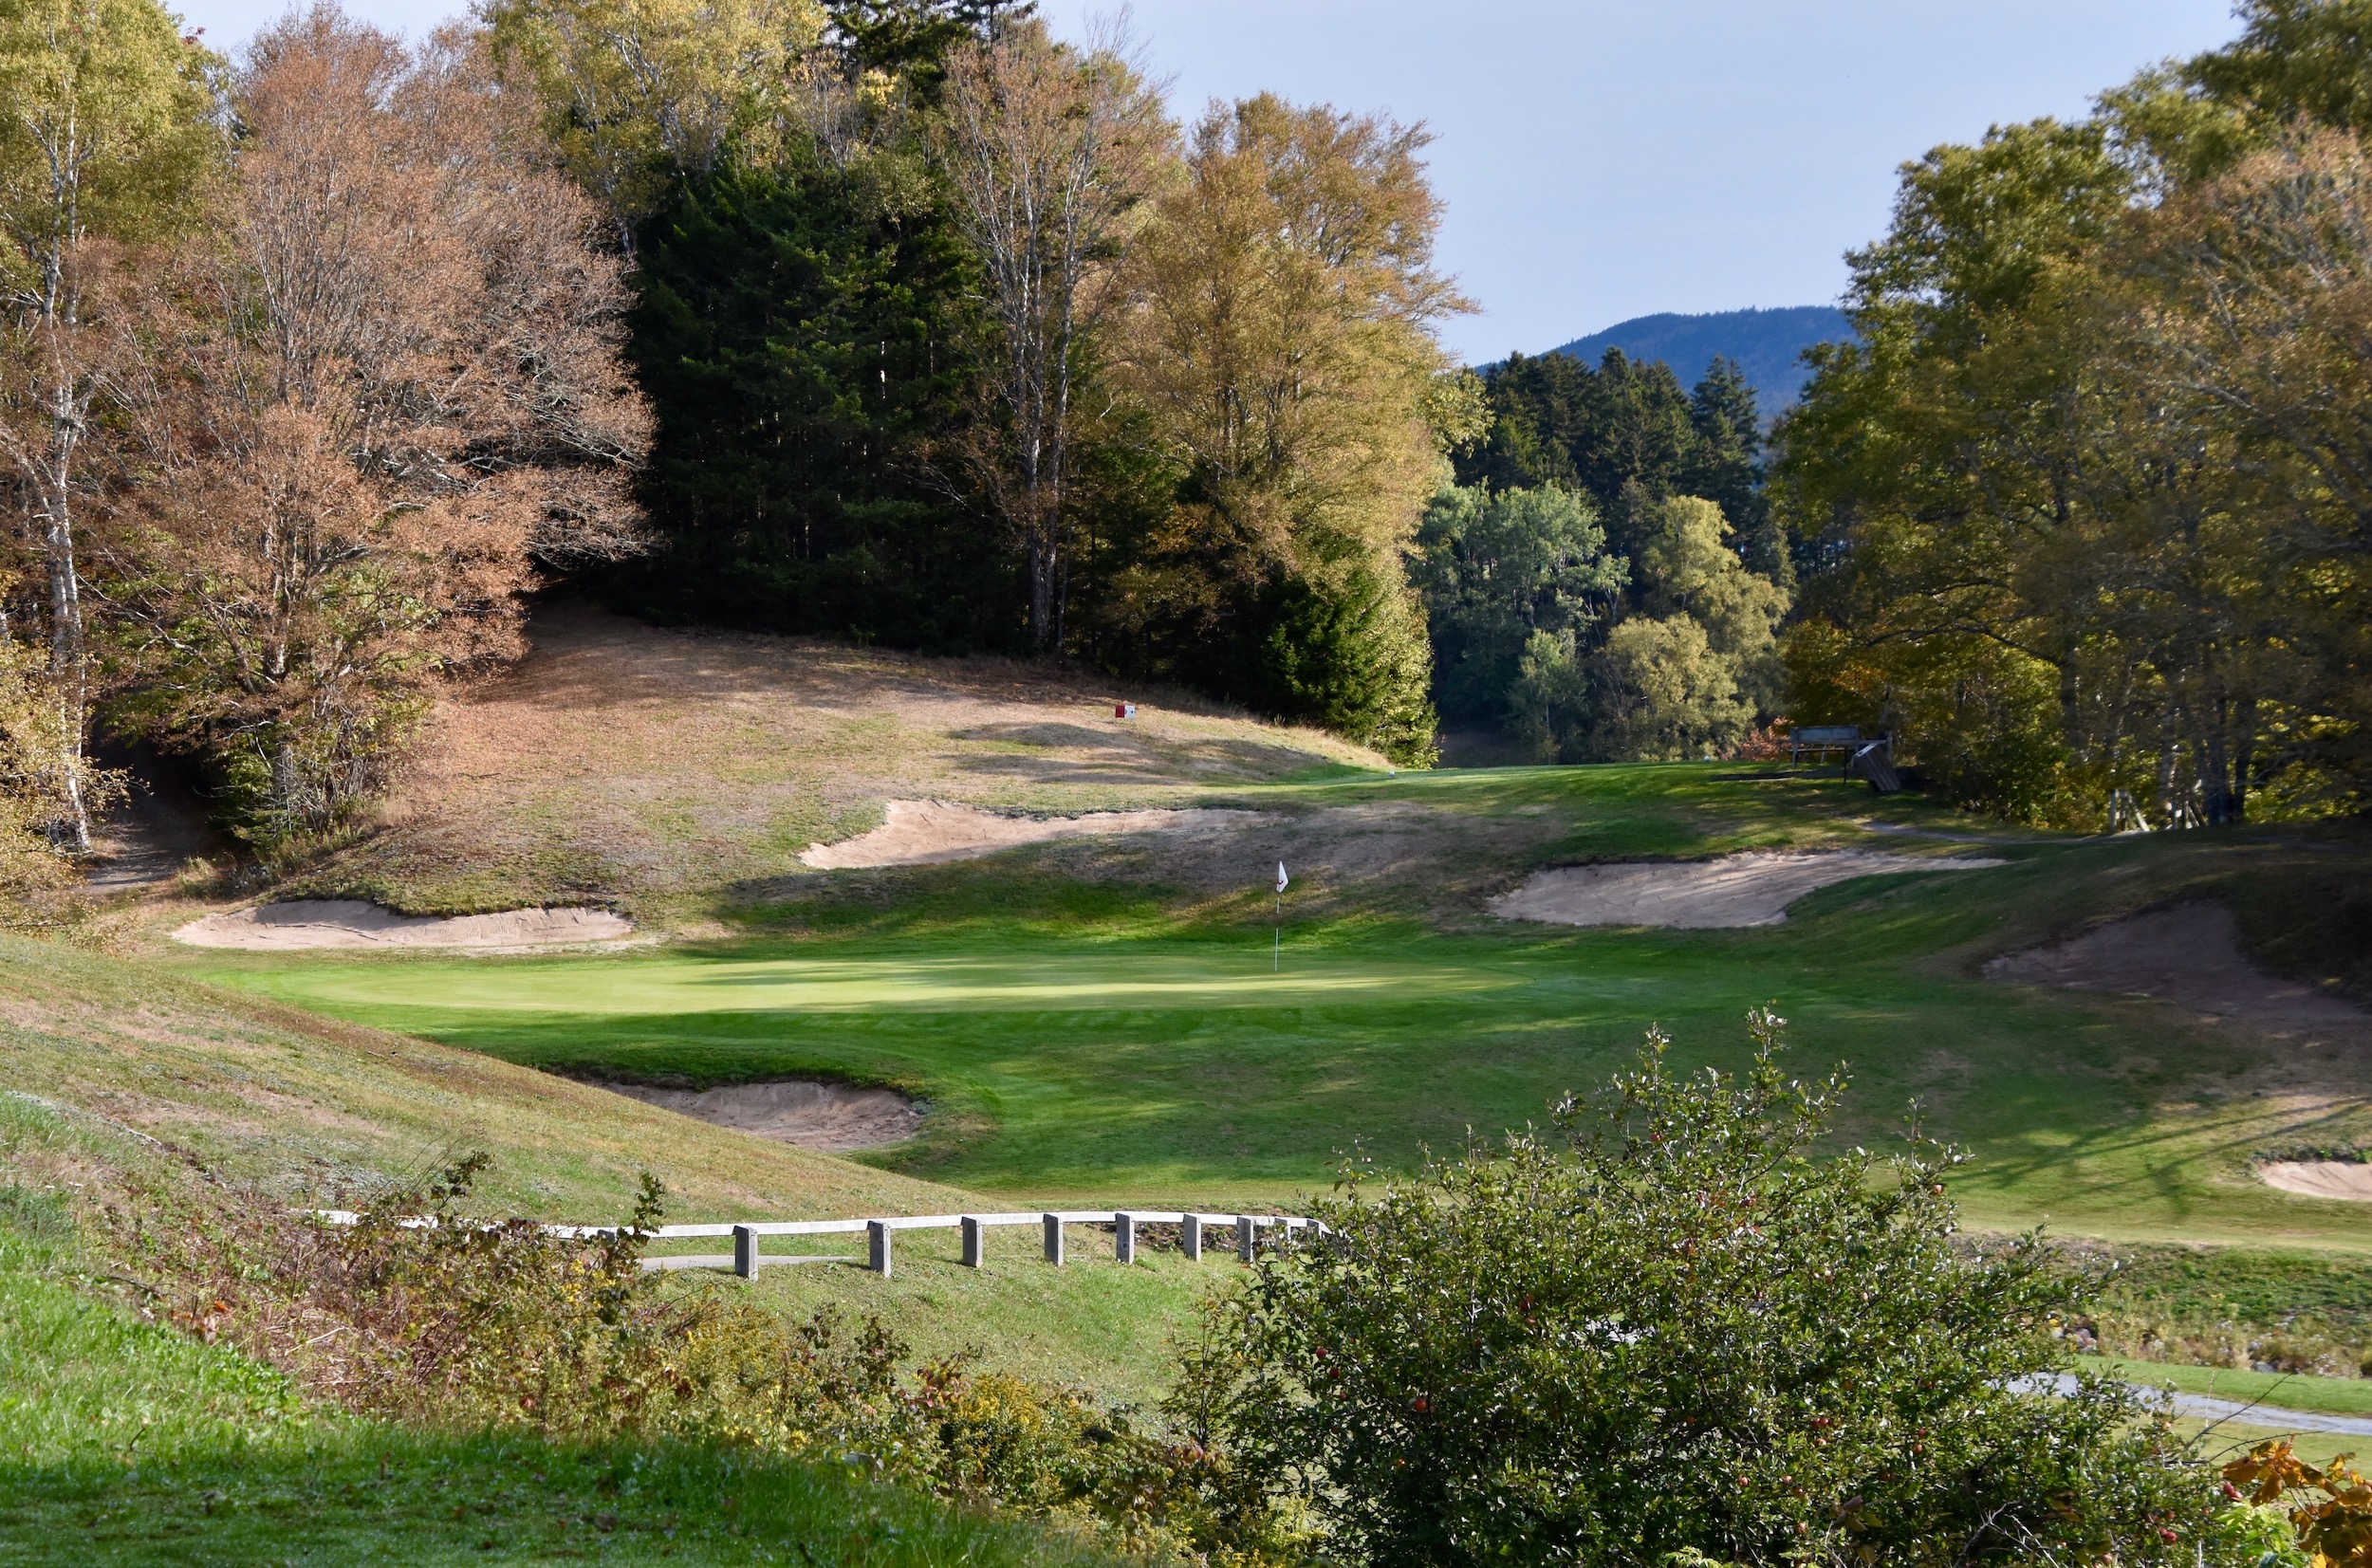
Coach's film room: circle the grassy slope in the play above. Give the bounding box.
[179,760,2372,1249]
[260,605,1383,920]
[0,1184,1114,1568]
[0,930,966,1224]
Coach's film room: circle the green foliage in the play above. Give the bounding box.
[1776,14,2372,826]
[1439,351,1790,759]
[0,1205,1121,1566]
[112,1153,1294,1562]
[1455,348,1771,566]
[616,154,1014,650]
[1424,487,1787,762]
[1179,1013,2239,1568]
[0,0,220,304]
[1413,480,1625,730]
[1251,564,1439,766]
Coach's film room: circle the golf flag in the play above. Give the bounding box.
[1275,861,1288,894]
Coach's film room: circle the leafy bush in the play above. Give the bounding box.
[1176,1011,2242,1568]
[109,1153,1297,1563]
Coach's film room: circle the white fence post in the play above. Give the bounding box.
[867,1219,892,1278]
[1114,1211,1136,1264]
[732,1224,760,1278]
[1043,1212,1065,1266]
[1236,1214,1257,1263]
[961,1215,984,1268]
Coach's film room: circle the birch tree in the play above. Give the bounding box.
[0,0,214,851]
[937,17,1165,653]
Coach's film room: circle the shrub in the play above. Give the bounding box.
[110,1153,1298,1563]
[1175,1010,2244,1568]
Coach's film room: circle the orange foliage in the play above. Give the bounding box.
[102,4,649,837]
[2227,1440,2372,1567]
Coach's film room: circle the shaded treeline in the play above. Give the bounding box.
[1776,0,2372,827]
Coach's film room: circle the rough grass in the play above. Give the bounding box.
[0,1192,1117,1567]
[0,930,969,1224]
[260,606,1386,918]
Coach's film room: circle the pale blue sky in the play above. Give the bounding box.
[172,0,2246,362]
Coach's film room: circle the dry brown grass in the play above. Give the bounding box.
[274,606,1382,916]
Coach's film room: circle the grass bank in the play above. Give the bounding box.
[0,1192,1115,1567]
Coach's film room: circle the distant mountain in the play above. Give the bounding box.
[1545,305,1854,414]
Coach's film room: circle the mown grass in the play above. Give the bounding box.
[655,1224,1232,1408]
[177,765,2372,1249]
[0,1195,1116,1567]
[0,929,974,1225]
[2086,1356,2372,1419]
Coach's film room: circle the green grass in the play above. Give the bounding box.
[2086,1356,2372,1419]
[0,1203,1114,1567]
[172,764,2372,1248]
[658,1225,1232,1408]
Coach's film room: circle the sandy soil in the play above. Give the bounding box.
[597,1079,923,1153]
[174,899,634,950]
[1487,851,2006,929]
[2259,1161,2372,1202]
[1985,903,2367,1024]
[800,799,1263,869]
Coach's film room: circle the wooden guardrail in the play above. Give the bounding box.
[306,1208,1319,1280]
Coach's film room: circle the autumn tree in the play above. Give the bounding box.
[0,0,215,852]
[1107,95,1462,761]
[936,16,1166,653]
[103,6,649,846]
[481,0,825,244]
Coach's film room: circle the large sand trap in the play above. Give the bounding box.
[800,798,1260,869]
[174,899,633,950]
[599,1079,923,1153]
[1489,851,2006,929]
[2259,1161,2372,1202]
[1984,903,2366,1024]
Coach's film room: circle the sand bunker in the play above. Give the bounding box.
[800,798,1260,869]
[1489,851,2006,929]
[1985,903,2366,1024]
[174,899,633,950]
[599,1079,923,1153]
[2259,1161,2372,1202]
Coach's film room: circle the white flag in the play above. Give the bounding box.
[1275,861,1289,894]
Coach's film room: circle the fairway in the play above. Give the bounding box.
[225,946,1520,1015]
[175,765,2372,1252]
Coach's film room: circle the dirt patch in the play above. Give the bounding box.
[1489,851,2006,929]
[173,899,633,950]
[596,1079,923,1153]
[1985,903,2367,1024]
[2259,1161,2372,1202]
[799,799,1262,869]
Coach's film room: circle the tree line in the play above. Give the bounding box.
[1775,0,2372,827]
[13,0,2362,895]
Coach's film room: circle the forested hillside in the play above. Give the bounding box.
[1547,304,1853,412]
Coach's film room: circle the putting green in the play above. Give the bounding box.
[234,948,1518,1016]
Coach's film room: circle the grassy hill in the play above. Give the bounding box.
[266,605,1383,921]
